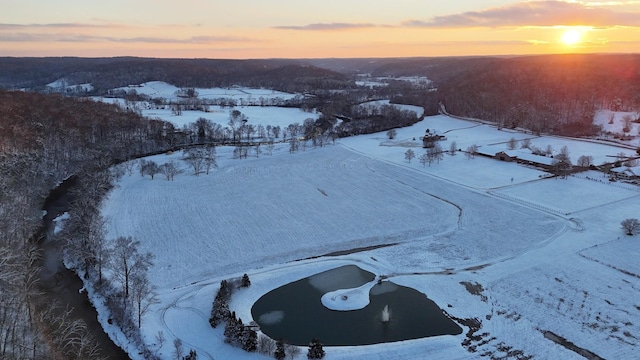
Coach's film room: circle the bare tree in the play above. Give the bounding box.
[289,138,299,154]
[622,114,633,134]
[245,124,255,140]
[405,149,415,163]
[228,110,247,142]
[465,144,478,159]
[621,218,640,235]
[182,148,205,176]
[419,152,430,167]
[521,138,531,149]
[173,338,184,360]
[449,141,457,155]
[130,272,158,328]
[123,160,136,176]
[432,143,444,164]
[142,160,160,180]
[272,125,281,139]
[616,151,629,163]
[285,342,301,359]
[577,155,593,167]
[257,334,276,355]
[386,129,397,139]
[155,331,166,349]
[256,124,265,139]
[233,144,249,159]
[37,303,106,360]
[110,236,154,304]
[203,146,217,174]
[160,160,181,181]
[138,159,148,177]
[89,214,109,284]
[287,123,300,138]
[545,144,554,156]
[507,137,518,150]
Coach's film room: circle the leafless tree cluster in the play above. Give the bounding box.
[419,143,444,167]
[0,89,176,359]
[182,146,217,175]
[465,144,479,160]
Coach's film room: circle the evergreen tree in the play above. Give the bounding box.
[241,273,251,287]
[209,280,232,328]
[241,326,258,352]
[274,339,286,360]
[307,338,325,359]
[219,279,231,297]
[223,311,237,341]
[183,349,197,360]
[209,288,230,327]
[224,312,244,347]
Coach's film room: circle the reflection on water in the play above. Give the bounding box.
[258,310,285,325]
[251,265,462,346]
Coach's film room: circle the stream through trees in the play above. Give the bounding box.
[37,176,130,360]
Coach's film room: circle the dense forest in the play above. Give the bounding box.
[0,90,173,359]
[311,54,640,136]
[0,57,351,94]
[436,54,640,136]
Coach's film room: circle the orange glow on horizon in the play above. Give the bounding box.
[1,1,639,59]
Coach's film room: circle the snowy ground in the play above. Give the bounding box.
[113,81,299,103]
[98,113,640,359]
[143,105,319,129]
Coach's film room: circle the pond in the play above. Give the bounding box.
[251,265,462,346]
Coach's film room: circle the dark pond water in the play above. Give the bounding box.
[251,265,462,346]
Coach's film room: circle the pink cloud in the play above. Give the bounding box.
[405,1,640,28]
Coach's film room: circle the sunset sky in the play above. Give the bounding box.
[1,0,639,59]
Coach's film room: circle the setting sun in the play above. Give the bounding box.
[561,28,584,46]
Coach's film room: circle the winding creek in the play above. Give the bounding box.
[37,176,130,360]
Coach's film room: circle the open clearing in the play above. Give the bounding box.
[98,114,640,359]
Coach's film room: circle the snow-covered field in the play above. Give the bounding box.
[113,81,299,103]
[96,81,318,129]
[98,113,640,359]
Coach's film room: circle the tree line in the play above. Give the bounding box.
[0,57,352,95]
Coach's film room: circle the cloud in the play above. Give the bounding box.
[0,32,257,44]
[273,22,384,31]
[267,1,640,32]
[406,1,640,28]
[0,22,122,30]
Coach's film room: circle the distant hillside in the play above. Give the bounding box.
[3,54,638,137]
[437,54,640,136]
[0,57,351,94]
[310,55,640,136]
